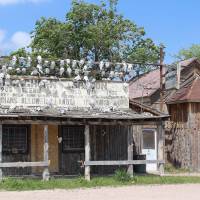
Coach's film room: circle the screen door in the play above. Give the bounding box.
[142,129,157,172]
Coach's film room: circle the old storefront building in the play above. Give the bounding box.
[0,76,167,180]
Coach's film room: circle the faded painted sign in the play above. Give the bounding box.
[0,79,129,110]
[165,63,181,90]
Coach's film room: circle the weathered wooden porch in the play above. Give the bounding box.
[0,115,166,181]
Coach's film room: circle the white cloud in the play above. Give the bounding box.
[11,31,31,49]
[0,30,31,55]
[0,0,48,6]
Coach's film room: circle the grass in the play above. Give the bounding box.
[0,175,200,191]
[164,163,190,173]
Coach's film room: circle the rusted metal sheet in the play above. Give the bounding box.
[167,78,200,104]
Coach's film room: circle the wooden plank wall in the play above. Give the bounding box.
[90,125,128,175]
[167,103,200,171]
[132,125,142,155]
[31,125,59,174]
[1,124,143,176]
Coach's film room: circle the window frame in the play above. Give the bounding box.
[142,128,156,150]
[61,126,85,153]
[2,125,30,155]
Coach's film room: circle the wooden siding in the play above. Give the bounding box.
[167,103,200,171]
[90,125,128,175]
[31,124,59,173]
[59,125,131,175]
[2,124,144,176]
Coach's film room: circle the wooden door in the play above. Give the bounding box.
[142,129,157,172]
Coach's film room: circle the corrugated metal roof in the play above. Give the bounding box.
[129,69,161,99]
[179,57,200,67]
[167,76,200,104]
[129,58,200,101]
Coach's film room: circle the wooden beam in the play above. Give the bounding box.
[0,124,2,181]
[43,125,50,181]
[129,100,164,116]
[84,160,164,166]
[157,121,165,175]
[0,161,49,168]
[0,120,160,126]
[84,125,91,181]
[127,126,134,177]
[0,120,86,125]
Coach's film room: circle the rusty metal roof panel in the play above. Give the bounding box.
[129,69,165,99]
[167,76,200,104]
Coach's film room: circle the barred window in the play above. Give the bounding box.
[62,126,84,152]
[3,125,29,154]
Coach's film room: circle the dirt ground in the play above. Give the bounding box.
[0,184,200,200]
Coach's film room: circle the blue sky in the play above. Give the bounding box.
[0,0,200,63]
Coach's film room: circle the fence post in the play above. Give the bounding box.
[158,121,165,175]
[43,125,50,181]
[85,125,91,181]
[127,126,134,177]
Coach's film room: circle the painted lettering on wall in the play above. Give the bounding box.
[0,79,129,110]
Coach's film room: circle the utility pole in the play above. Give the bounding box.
[159,45,165,113]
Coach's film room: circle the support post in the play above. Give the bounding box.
[159,45,165,113]
[0,124,2,181]
[158,121,165,175]
[43,125,50,181]
[84,125,91,181]
[127,126,134,177]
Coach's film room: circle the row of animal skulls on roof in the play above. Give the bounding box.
[0,55,138,81]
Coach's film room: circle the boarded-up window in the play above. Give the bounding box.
[3,125,29,154]
[62,126,84,152]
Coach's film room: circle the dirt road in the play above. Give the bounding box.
[0,184,200,200]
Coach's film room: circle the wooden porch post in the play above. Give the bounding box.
[84,125,91,181]
[0,124,2,181]
[43,125,50,181]
[158,121,165,175]
[127,125,134,177]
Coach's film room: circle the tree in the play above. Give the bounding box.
[175,44,200,61]
[10,48,30,57]
[30,0,160,64]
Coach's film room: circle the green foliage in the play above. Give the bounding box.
[10,48,30,57]
[30,17,68,59]
[114,169,131,182]
[30,0,159,63]
[175,44,200,60]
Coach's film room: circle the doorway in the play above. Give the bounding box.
[142,129,157,172]
[59,126,85,175]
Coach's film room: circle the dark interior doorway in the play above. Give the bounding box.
[59,126,85,175]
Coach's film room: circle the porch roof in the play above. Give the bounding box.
[0,108,168,121]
